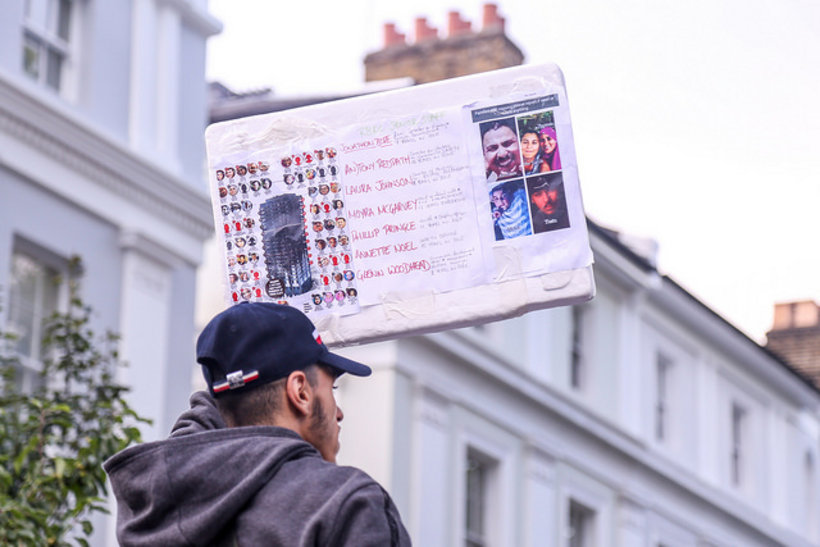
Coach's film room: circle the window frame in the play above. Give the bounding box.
[567,499,595,547]
[21,0,78,94]
[730,402,746,487]
[464,448,496,547]
[454,414,518,547]
[805,450,818,541]
[558,476,608,547]
[5,238,68,393]
[570,305,585,391]
[718,370,768,502]
[641,319,698,466]
[655,352,672,442]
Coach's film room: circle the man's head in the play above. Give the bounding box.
[490,187,511,212]
[197,303,371,462]
[530,176,563,216]
[480,119,521,180]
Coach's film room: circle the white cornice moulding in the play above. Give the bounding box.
[156,0,222,36]
[120,230,185,269]
[0,73,213,242]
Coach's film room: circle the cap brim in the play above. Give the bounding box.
[319,351,372,377]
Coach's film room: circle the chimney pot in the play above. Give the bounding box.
[383,22,406,47]
[448,11,472,37]
[482,3,505,32]
[415,17,438,42]
[773,301,820,330]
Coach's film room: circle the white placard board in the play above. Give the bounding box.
[205,63,595,346]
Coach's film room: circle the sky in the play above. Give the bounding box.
[204,0,820,342]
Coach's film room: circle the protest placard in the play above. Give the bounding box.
[205,63,594,345]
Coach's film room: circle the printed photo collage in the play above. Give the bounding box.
[214,147,359,316]
[478,110,570,241]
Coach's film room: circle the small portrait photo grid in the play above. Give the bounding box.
[212,146,358,316]
[482,108,571,240]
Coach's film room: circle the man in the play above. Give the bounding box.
[480,118,522,182]
[528,174,570,234]
[490,182,532,240]
[104,303,412,546]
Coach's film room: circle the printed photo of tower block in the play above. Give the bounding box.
[259,195,312,297]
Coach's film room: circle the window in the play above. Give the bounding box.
[731,403,745,487]
[465,454,486,547]
[655,353,672,442]
[465,449,498,547]
[720,379,766,502]
[570,306,584,390]
[567,500,594,547]
[6,250,62,392]
[806,452,817,540]
[22,0,73,91]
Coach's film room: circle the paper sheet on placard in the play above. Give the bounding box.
[464,92,592,278]
[339,108,485,306]
[205,63,596,344]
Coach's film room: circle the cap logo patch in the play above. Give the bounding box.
[213,369,260,393]
[312,328,323,346]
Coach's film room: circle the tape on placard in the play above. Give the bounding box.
[382,291,437,321]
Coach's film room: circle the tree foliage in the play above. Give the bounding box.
[0,259,150,546]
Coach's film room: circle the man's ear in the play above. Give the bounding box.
[285,370,312,418]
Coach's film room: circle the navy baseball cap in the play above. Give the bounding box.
[197,302,371,397]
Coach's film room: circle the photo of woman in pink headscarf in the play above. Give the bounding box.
[539,126,562,171]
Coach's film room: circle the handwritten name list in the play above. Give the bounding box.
[340,109,485,304]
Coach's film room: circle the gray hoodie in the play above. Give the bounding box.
[103,392,411,546]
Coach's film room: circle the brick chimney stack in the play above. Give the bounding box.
[482,3,505,32]
[364,3,524,85]
[766,300,820,388]
[383,23,406,48]
[448,11,472,37]
[414,17,438,42]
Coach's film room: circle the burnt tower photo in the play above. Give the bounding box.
[259,194,312,296]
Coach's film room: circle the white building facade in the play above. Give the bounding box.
[0,1,219,532]
[336,223,820,547]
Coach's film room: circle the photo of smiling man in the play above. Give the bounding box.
[527,173,570,234]
[479,117,522,182]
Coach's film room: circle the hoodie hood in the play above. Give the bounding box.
[103,392,318,546]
